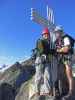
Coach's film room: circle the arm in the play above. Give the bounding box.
[57,46,70,53]
[36,39,44,55]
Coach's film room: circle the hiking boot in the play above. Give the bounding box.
[53,95,61,100]
[40,95,54,100]
[53,89,61,100]
[62,91,72,100]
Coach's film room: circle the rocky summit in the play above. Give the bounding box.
[0,56,75,100]
[0,58,35,100]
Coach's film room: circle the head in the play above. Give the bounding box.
[54,25,64,39]
[42,28,50,39]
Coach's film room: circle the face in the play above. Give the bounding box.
[42,33,49,39]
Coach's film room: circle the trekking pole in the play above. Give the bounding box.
[50,32,56,96]
[47,6,56,96]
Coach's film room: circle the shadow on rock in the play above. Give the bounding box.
[0,83,16,100]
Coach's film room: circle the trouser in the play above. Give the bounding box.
[34,55,58,95]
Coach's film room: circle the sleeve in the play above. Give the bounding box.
[63,37,70,46]
[36,39,44,55]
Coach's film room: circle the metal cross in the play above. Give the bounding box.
[30,6,58,96]
[31,5,56,32]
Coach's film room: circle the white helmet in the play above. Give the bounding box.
[54,25,63,32]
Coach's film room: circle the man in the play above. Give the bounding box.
[34,28,51,96]
[34,28,58,99]
[54,26,74,100]
[35,28,57,97]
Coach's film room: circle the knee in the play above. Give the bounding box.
[35,75,42,83]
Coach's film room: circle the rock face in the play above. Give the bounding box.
[15,77,75,100]
[0,58,35,100]
[0,83,16,100]
[0,57,75,100]
[15,81,29,100]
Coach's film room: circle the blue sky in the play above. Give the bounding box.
[0,0,75,65]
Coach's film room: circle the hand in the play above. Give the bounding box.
[56,46,61,49]
[41,54,46,63]
[57,49,60,52]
